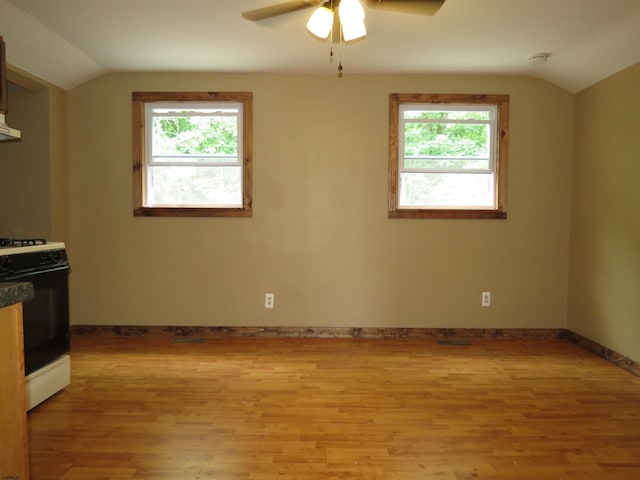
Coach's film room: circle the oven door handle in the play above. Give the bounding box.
[1,264,70,281]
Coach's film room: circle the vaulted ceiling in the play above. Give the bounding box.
[2,0,640,92]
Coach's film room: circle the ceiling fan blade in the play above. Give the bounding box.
[242,0,323,21]
[364,0,445,16]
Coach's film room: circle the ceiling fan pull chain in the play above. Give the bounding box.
[329,9,335,64]
[337,19,344,77]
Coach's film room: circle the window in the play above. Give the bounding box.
[388,94,509,219]
[133,92,252,217]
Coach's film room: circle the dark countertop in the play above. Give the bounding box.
[0,282,34,308]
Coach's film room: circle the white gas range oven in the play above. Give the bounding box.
[0,238,71,409]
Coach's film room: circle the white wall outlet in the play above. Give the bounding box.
[481,291,491,307]
[265,293,275,309]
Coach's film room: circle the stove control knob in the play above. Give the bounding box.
[40,252,55,264]
[0,256,11,271]
[41,251,65,265]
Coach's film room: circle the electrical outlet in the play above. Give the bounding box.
[265,293,274,309]
[482,291,491,307]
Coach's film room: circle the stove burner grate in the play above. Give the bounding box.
[0,238,47,248]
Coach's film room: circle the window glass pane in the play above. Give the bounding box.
[403,122,490,161]
[151,115,238,156]
[148,165,242,206]
[399,172,494,208]
[403,110,491,121]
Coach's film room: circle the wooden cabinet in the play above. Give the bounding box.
[0,302,30,480]
[0,35,7,113]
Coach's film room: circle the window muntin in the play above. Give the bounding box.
[133,92,252,217]
[389,94,508,219]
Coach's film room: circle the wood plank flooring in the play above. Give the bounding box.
[27,336,640,480]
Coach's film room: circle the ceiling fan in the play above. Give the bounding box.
[242,0,445,75]
[242,0,446,23]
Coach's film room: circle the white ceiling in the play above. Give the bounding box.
[1,0,640,92]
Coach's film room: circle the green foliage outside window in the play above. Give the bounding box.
[153,113,238,159]
[403,111,490,170]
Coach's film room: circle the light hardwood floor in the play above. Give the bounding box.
[27,336,640,480]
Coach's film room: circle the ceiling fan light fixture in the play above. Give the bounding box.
[339,0,367,41]
[341,20,366,41]
[342,22,367,42]
[306,3,334,39]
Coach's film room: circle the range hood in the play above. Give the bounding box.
[0,112,21,142]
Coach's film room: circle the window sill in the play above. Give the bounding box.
[388,209,507,219]
[134,207,252,218]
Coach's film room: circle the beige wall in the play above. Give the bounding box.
[0,68,68,243]
[0,81,52,238]
[66,72,574,329]
[569,63,640,362]
[5,63,637,361]
[47,84,69,244]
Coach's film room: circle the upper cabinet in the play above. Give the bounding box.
[0,36,7,113]
[0,36,22,142]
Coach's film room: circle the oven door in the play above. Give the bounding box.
[4,265,70,375]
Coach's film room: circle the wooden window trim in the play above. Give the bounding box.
[132,91,253,217]
[388,93,509,219]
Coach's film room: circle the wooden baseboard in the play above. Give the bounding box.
[71,325,567,339]
[70,325,639,377]
[560,330,640,377]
